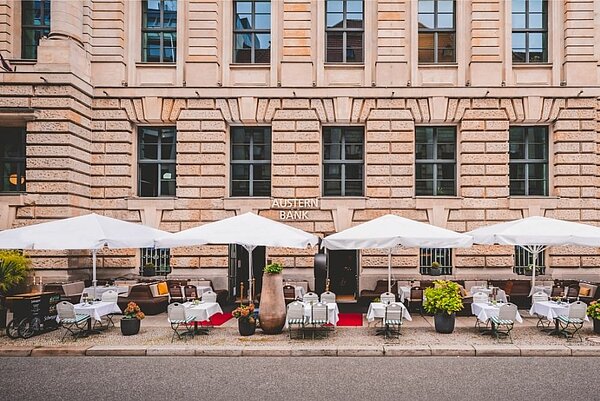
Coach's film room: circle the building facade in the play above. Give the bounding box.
[0,0,599,299]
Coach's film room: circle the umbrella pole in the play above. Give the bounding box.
[247,247,254,304]
[388,248,392,293]
[92,249,97,300]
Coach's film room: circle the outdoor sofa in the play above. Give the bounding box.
[117,283,169,315]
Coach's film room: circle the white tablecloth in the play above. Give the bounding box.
[182,301,223,322]
[529,300,589,321]
[398,286,410,303]
[529,285,553,297]
[285,302,339,328]
[470,287,508,303]
[471,302,523,323]
[82,286,127,301]
[74,301,121,321]
[366,302,412,322]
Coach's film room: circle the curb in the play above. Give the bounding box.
[0,345,599,357]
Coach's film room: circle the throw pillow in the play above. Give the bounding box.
[578,287,591,297]
[157,281,169,295]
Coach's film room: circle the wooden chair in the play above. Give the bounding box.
[409,287,424,316]
[168,284,185,303]
[283,285,296,304]
[183,285,198,301]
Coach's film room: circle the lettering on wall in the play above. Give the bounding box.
[271,198,319,220]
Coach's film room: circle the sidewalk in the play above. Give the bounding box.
[1,313,599,357]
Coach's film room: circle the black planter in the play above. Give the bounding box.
[238,318,256,336]
[120,318,141,336]
[594,319,600,334]
[143,267,156,277]
[429,268,442,276]
[0,307,7,329]
[434,312,456,334]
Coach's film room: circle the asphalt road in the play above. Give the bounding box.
[1,356,599,401]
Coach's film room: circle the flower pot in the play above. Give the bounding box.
[258,273,286,334]
[120,318,140,336]
[238,317,256,336]
[594,318,600,334]
[429,267,442,276]
[434,312,456,334]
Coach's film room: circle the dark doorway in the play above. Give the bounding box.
[328,249,358,301]
[228,245,266,302]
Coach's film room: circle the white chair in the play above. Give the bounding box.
[303,292,318,304]
[473,291,489,304]
[490,303,518,343]
[308,302,328,339]
[532,291,551,329]
[99,290,120,328]
[380,292,396,305]
[383,303,403,339]
[286,301,306,339]
[557,301,587,342]
[320,291,336,304]
[202,290,217,303]
[167,302,194,342]
[56,301,90,341]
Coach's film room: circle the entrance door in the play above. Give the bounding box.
[228,245,266,302]
[327,250,358,301]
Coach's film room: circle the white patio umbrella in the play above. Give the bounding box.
[0,213,171,293]
[321,214,473,293]
[156,212,319,302]
[466,216,600,288]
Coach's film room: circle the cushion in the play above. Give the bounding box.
[149,284,159,297]
[157,282,169,295]
[62,281,85,296]
[578,287,591,297]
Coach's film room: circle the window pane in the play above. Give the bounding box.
[324,164,341,179]
[510,163,525,180]
[347,13,363,29]
[509,180,525,196]
[513,0,526,13]
[418,0,434,13]
[140,164,158,197]
[528,13,543,29]
[253,180,271,196]
[345,164,363,180]
[324,180,341,196]
[437,33,455,62]
[327,0,343,13]
[528,143,546,160]
[160,164,176,196]
[437,180,455,196]
[418,14,435,30]
[509,143,525,159]
[327,13,344,28]
[437,164,455,180]
[529,163,547,180]
[163,0,177,27]
[528,179,546,196]
[253,164,271,181]
[438,0,454,13]
[232,145,250,160]
[512,49,526,63]
[529,32,544,49]
[528,49,545,63]
[324,144,342,160]
[255,2,271,14]
[236,2,252,14]
[437,143,455,160]
[437,14,454,29]
[416,143,434,160]
[512,13,526,29]
[512,33,526,49]
[232,164,250,181]
[346,33,363,62]
[416,180,433,196]
[416,127,434,144]
[237,14,253,29]
[529,0,543,13]
[416,163,434,180]
[326,32,344,62]
[345,180,363,196]
[232,181,249,196]
[144,1,161,28]
[418,32,434,49]
[347,1,363,13]
[255,14,270,30]
[163,32,176,62]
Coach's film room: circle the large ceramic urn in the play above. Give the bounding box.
[258,272,286,334]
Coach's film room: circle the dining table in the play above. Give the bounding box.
[73,301,122,334]
[469,286,508,303]
[529,300,589,335]
[284,302,339,328]
[471,301,523,333]
[182,301,223,334]
[367,302,411,335]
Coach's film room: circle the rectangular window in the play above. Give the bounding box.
[231,127,271,197]
[323,127,364,196]
[0,128,26,192]
[138,127,176,197]
[325,0,364,63]
[419,248,453,275]
[21,0,51,60]
[415,127,456,196]
[512,0,548,63]
[140,247,171,276]
[514,246,545,275]
[142,0,177,63]
[509,126,548,196]
[233,1,271,64]
[418,0,455,63]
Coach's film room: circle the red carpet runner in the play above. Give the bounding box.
[336,313,363,327]
[209,312,232,326]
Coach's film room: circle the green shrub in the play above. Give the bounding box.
[263,262,283,274]
[0,250,31,295]
[423,280,463,315]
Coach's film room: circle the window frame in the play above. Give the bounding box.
[325,0,364,64]
[419,248,453,275]
[509,126,549,197]
[417,0,456,64]
[233,0,271,64]
[137,126,177,197]
[0,127,26,193]
[141,0,177,63]
[21,0,51,60]
[230,126,272,197]
[140,247,171,276]
[415,126,457,197]
[322,126,365,197]
[511,0,548,63]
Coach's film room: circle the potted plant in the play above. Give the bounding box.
[0,251,31,328]
[258,262,286,334]
[429,261,442,276]
[587,300,600,334]
[120,301,145,335]
[423,280,463,334]
[232,303,256,336]
[524,264,542,276]
[142,262,156,277]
